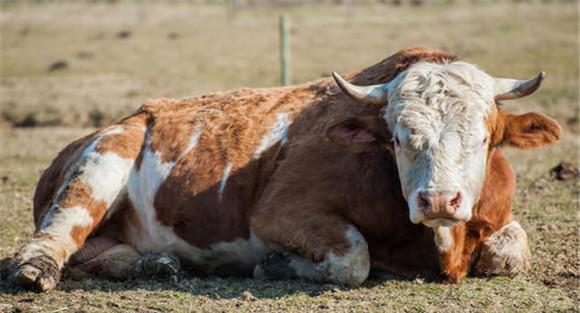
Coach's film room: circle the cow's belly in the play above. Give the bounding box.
[121,188,275,274]
[122,212,275,275]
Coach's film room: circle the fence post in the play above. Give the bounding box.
[279,15,291,86]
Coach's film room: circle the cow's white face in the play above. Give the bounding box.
[331,59,559,229]
[383,62,495,227]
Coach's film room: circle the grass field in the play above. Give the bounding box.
[0,2,578,312]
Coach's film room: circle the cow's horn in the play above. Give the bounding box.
[332,72,390,105]
[494,72,545,101]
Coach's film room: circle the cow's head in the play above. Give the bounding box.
[331,61,561,228]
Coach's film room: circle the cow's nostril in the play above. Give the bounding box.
[418,191,430,209]
[449,192,462,208]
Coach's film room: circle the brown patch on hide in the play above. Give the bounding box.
[150,105,268,248]
[95,112,147,159]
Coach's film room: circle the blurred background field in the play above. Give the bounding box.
[0,1,578,312]
[0,1,577,127]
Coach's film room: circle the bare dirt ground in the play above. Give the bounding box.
[0,2,578,312]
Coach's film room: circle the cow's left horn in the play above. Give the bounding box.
[494,72,545,101]
[332,72,390,105]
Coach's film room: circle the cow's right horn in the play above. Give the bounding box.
[493,72,545,101]
[332,72,390,105]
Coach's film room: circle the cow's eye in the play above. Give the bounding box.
[392,136,401,148]
[482,136,489,145]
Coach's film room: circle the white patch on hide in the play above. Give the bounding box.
[317,225,370,286]
[49,125,130,214]
[254,112,290,158]
[83,152,134,204]
[218,162,233,200]
[181,127,203,159]
[433,226,453,252]
[127,131,178,253]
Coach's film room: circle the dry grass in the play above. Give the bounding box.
[0,2,578,312]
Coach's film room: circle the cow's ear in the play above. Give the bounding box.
[499,112,562,149]
[327,116,388,151]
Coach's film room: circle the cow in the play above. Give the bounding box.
[5,48,561,292]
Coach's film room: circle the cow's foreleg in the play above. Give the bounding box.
[11,123,144,291]
[474,220,530,277]
[435,219,530,282]
[252,213,370,287]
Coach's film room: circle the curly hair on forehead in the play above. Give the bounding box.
[383,61,495,133]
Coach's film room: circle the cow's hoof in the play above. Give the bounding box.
[131,253,180,282]
[11,255,61,292]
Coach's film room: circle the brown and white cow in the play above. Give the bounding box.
[5,48,561,291]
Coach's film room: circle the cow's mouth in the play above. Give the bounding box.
[422,218,460,228]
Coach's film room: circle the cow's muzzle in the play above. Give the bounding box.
[417,190,462,221]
